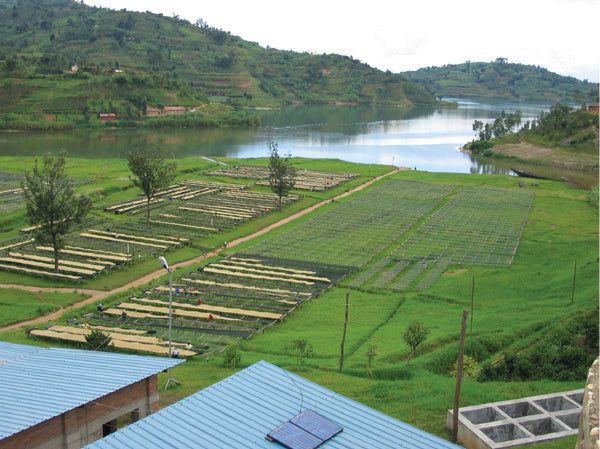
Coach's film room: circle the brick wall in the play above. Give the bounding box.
[576,358,599,449]
[0,375,159,449]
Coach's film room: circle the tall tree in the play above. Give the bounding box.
[267,141,296,209]
[23,151,91,272]
[127,148,177,224]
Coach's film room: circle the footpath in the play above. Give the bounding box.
[0,168,402,333]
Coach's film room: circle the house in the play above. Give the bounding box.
[84,360,464,449]
[162,106,186,115]
[0,342,183,449]
[584,103,599,114]
[144,106,162,117]
[98,113,117,122]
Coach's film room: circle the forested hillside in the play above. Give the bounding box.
[0,0,437,129]
[403,60,597,103]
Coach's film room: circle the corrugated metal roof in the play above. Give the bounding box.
[0,342,183,440]
[84,360,464,449]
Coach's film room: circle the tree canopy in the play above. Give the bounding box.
[22,150,91,272]
[267,141,296,208]
[127,148,177,224]
[402,321,430,365]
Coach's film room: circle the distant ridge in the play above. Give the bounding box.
[402,60,597,103]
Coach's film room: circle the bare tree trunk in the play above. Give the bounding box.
[147,197,151,225]
[53,235,59,273]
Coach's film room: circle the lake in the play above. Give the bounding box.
[0,99,594,187]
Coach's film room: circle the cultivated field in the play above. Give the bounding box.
[0,179,301,281]
[1,160,596,449]
[205,165,359,191]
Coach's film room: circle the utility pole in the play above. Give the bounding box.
[452,310,469,444]
[339,293,349,373]
[571,260,576,304]
[470,276,475,336]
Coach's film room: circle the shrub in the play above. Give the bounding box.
[588,185,598,210]
[84,329,113,351]
[450,355,478,378]
[477,313,597,382]
[222,345,241,369]
[468,139,494,154]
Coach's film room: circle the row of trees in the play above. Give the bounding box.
[472,103,597,147]
[472,109,523,141]
[22,141,297,273]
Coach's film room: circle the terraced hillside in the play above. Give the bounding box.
[0,0,438,119]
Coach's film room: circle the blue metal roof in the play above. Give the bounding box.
[85,360,464,449]
[0,342,183,440]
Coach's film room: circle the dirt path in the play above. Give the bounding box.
[0,168,402,334]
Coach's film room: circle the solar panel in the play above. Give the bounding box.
[267,409,343,449]
[291,410,343,441]
[268,423,323,449]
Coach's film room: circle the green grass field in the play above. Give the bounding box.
[0,158,596,448]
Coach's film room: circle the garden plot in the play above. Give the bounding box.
[152,189,301,233]
[102,179,301,234]
[354,186,533,291]
[205,165,359,191]
[0,218,193,280]
[28,324,198,357]
[240,179,456,267]
[0,187,26,213]
[33,255,350,355]
[0,172,92,214]
[102,180,243,215]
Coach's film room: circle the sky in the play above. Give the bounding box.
[87,0,600,83]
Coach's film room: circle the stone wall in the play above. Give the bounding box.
[577,358,599,449]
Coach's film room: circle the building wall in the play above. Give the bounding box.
[0,375,159,449]
[576,358,599,449]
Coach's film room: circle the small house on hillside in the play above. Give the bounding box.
[0,342,183,449]
[98,112,117,122]
[584,103,599,114]
[84,360,464,449]
[162,106,186,115]
[144,106,162,117]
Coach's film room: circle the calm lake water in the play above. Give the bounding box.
[0,99,595,187]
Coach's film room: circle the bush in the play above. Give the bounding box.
[427,334,511,375]
[468,139,495,154]
[588,185,598,210]
[84,329,113,351]
[222,345,241,369]
[450,355,478,378]
[477,313,597,382]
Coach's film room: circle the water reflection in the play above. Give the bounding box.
[2,100,592,186]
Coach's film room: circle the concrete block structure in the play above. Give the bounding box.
[0,342,182,449]
[447,389,584,449]
[576,358,599,449]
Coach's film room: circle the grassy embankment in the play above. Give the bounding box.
[0,159,596,448]
[466,107,599,173]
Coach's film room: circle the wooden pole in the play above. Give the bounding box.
[452,309,469,444]
[470,276,474,336]
[571,260,577,304]
[339,292,349,373]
